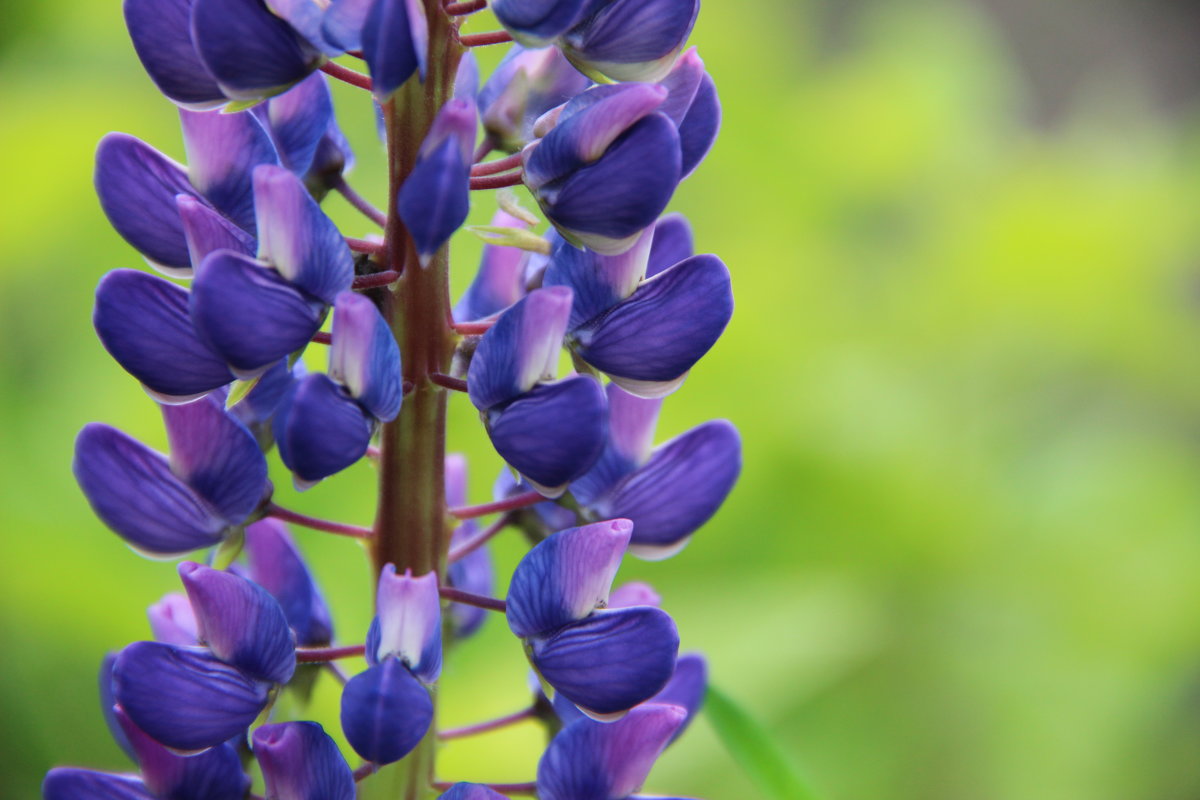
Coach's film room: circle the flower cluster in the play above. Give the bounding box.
[48,0,739,797]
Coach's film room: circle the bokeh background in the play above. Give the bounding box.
[4,0,1200,797]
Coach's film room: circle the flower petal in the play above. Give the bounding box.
[543,229,651,330]
[646,213,692,277]
[177,194,257,270]
[652,653,706,744]
[74,423,226,556]
[190,249,325,376]
[191,0,321,102]
[363,0,426,100]
[484,375,607,496]
[340,658,433,765]
[656,47,704,126]
[574,254,732,395]
[322,0,372,51]
[253,721,355,800]
[479,45,591,152]
[124,0,226,109]
[371,565,442,683]
[467,287,573,410]
[179,562,296,684]
[148,593,200,646]
[43,769,154,800]
[180,108,279,231]
[453,212,531,323]
[328,292,403,421]
[261,72,336,177]
[506,520,631,639]
[93,269,235,401]
[398,138,470,265]
[273,372,373,484]
[253,165,353,303]
[678,72,719,178]
[99,653,138,761]
[608,581,661,609]
[492,0,584,48]
[244,519,334,646]
[116,707,250,800]
[113,642,269,752]
[562,0,699,83]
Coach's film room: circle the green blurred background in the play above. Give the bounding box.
[5,0,1200,797]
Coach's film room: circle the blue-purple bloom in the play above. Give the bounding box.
[399,98,476,264]
[253,721,355,800]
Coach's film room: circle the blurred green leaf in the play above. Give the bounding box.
[704,684,822,800]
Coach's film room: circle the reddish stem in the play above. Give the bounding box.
[312,331,333,345]
[445,0,487,14]
[439,586,507,612]
[321,61,373,90]
[335,178,388,228]
[460,30,513,47]
[295,644,366,663]
[346,237,387,256]
[470,171,524,190]
[470,152,524,176]
[353,270,401,289]
[429,373,468,393]
[266,503,374,539]
[448,516,510,563]
[449,490,544,520]
[451,319,496,335]
[438,707,535,740]
[432,782,535,795]
[353,763,379,782]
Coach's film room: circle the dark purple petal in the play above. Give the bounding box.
[484,375,607,496]
[161,395,268,523]
[74,423,227,556]
[262,72,335,176]
[562,0,699,82]
[363,0,426,100]
[93,269,234,401]
[506,520,631,639]
[100,653,138,761]
[467,287,573,410]
[180,108,279,231]
[253,721,355,800]
[253,165,353,303]
[453,212,531,322]
[273,372,373,484]
[652,653,706,743]
[646,213,692,277]
[656,47,704,126]
[492,0,585,48]
[531,607,678,716]
[437,785,510,800]
[148,593,200,646]
[543,230,651,330]
[94,134,201,273]
[116,708,249,800]
[678,72,719,178]
[536,704,686,800]
[43,769,154,800]
[177,194,257,269]
[123,0,226,109]
[229,358,296,431]
[422,98,477,163]
[398,139,469,264]
[599,420,740,558]
[322,0,372,51]
[191,0,321,102]
[533,114,681,255]
[329,291,403,421]
[179,562,296,684]
[479,45,591,151]
[373,565,442,683]
[113,642,269,752]
[190,250,325,376]
[574,254,732,396]
[244,519,334,646]
[340,658,433,765]
[571,383,660,505]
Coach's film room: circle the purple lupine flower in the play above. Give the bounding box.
[362,0,427,100]
[398,99,476,264]
[478,45,591,152]
[115,707,250,799]
[243,518,334,646]
[446,455,494,638]
[454,210,534,323]
[253,721,356,800]
[492,0,587,49]
[507,521,679,717]
[74,396,268,556]
[658,48,721,178]
[560,0,699,83]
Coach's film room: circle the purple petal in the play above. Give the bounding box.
[116,708,249,800]
[453,209,534,323]
[273,372,373,484]
[562,0,699,83]
[228,358,297,432]
[340,659,433,764]
[492,0,585,48]
[398,138,469,264]
[363,0,426,100]
[161,394,269,523]
[328,292,402,421]
[43,769,153,800]
[180,108,279,231]
[599,420,741,558]
[608,581,661,609]
[454,51,480,105]
[437,785,510,800]
[100,653,137,761]
[94,133,200,273]
[253,165,353,303]
[536,704,686,800]
[74,424,226,556]
[373,565,442,683]
[322,0,372,51]
[484,375,607,496]
[424,98,478,163]
[656,47,704,126]
[574,254,732,396]
[253,721,355,800]
[543,229,651,329]
[262,72,336,176]
[652,653,706,743]
[264,0,334,52]
[148,593,200,645]
[190,249,325,376]
[191,0,320,102]
[178,561,296,684]
[113,642,269,752]
[678,72,719,178]
[447,543,492,638]
[177,194,257,269]
[506,520,631,639]
[305,119,355,192]
[479,45,592,151]
[568,382,659,505]
[467,287,574,410]
[124,0,226,109]
[93,269,235,401]
[646,213,693,277]
[244,519,334,646]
